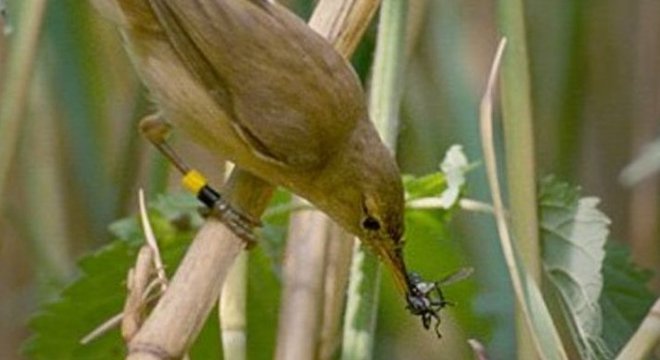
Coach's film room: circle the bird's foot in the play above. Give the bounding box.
[199,198,261,248]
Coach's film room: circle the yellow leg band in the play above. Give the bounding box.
[182,170,207,194]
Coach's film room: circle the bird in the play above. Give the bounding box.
[99,0,414,302]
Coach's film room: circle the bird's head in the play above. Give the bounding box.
[311,119,410,296]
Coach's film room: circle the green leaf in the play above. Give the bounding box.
[22,193,221,359]
[403,172,447,200]
[539,176,611,359]
[22,240,135,359]
[151,192,205,223]
[599,242,655,354]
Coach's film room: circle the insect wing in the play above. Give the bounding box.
[438,267,474,286]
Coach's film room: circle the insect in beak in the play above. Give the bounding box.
[405,267,474,337]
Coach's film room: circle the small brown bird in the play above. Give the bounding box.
[101,0,413,298]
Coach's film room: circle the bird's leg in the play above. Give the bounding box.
[139,114,261,247]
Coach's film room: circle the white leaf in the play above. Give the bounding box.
[438,145,468,209]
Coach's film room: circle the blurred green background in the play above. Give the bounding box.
[1,0,658,359]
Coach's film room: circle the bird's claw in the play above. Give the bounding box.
[199,198,261,248]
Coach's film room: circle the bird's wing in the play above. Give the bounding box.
[147,0,364,169]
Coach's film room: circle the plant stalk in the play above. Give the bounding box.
[497,1,540,358]
[219,251,248,360]
[0,0,48,197]
[319,223,355,359]
[480,38,567,360]
[615,298,660,360]
[275,201,331,360]
[21,63,73,284]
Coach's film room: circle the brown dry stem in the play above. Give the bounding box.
[219,251,248,360]
[309,0,381,56]
[122,246,156,342]
[318,223,355,359]
[126,171,271,359]
[276,200,332,360]
[615,297,660,360]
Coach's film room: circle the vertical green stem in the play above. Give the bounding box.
[341,242,382,360]
[341,1,408,359]
[368,0,408,149]
[497,0,540,358]
[21,65,73,286]
[47,2,117,238]
[481,40,567,360]
[498,0,539,276]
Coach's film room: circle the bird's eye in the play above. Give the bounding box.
[362,216,381,231]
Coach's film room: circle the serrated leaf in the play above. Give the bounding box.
[599,242,655,354]
[23,193,221,359]
[22,240,138,359]
[539,177,611,359]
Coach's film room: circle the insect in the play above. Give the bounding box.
[405,267,474,337]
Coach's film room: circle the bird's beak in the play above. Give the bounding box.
[374,242,411,297]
